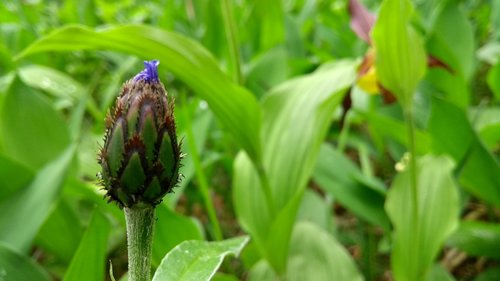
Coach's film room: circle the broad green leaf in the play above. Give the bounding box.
[0,154,33,200]
[233,60,357,273]
[15,25,261,163]
[296,189,334,232]
[35,199,83,263]
[0,242,51,281]
[18,64,84,100]
[386,155,459,281]
[371,0,426,108]
[0,78,71,170]
[152,236,249,281]
[0,145,75,253]
[286,221,363,281]
[429,98,500,206]
[423,68,469,108]
[152,204,204,266]
[313,144,390,230]
[426,3,474,81]
[447,221,500,259]
[63,210,111,281]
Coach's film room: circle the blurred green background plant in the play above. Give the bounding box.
[0,0,499,280]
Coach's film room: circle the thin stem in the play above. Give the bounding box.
[181,96,223,240]
[220,0,243,84]
[404,108,419,239]
[124,207,155,281]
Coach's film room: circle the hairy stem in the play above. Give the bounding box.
[125,207,155,281]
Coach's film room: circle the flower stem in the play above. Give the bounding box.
[125,207,155,281]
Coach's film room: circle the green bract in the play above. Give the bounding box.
[99,60,181,208]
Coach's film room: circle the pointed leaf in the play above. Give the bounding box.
[385,155,459,281]
[63,210,111,281]
[371,0,426,108]
[152,236,249,281]
[233,60,357,273]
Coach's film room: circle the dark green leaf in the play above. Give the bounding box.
[0,242,51,281]
[63,209,111,281]
[448,221,500,259]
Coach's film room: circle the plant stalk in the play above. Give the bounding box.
[125,207,156,281]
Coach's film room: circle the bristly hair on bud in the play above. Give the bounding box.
[98,60,182,208]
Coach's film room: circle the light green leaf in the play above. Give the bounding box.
[18,64,84,100]
[152,204,204,266]
[0,242,51,281]
[286,222,363,281]
[0,145,75,253]
[313,144,390,229]
[233,60,357,273]
[425,264,456,281]
[15,24,261,163]
[372,0,427,108]
[447,221,500,259]
[0,78,71,170]
[152,236,249,281]
[386,155,459,281]
[63,210,111,281]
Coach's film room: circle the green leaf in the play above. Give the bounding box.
[254,0,285,51]
[426,3,475,80]
[286,222,363,281]
[233,60,357,273]
[429,98,500,206]
[371,0,427,108]
[152,236,249,281]
[152,204,204,266]
[0,154,34,200]
[18,64,84,100]
[313,144,390,229]
[0,242,51,281]
[35,199,83,263]
[447,221,500,259]
[0,145,75,253]
[15,24,261,163]
[385,155,459,281]
[0,78,71,170]
[63,209,111,281]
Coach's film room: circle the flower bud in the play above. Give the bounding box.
[99,60,181,208]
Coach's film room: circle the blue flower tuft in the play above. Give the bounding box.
[133,60,160,83]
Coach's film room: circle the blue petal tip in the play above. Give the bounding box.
[134,60,160,83]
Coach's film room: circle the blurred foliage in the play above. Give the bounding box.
[0,0,499,280]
